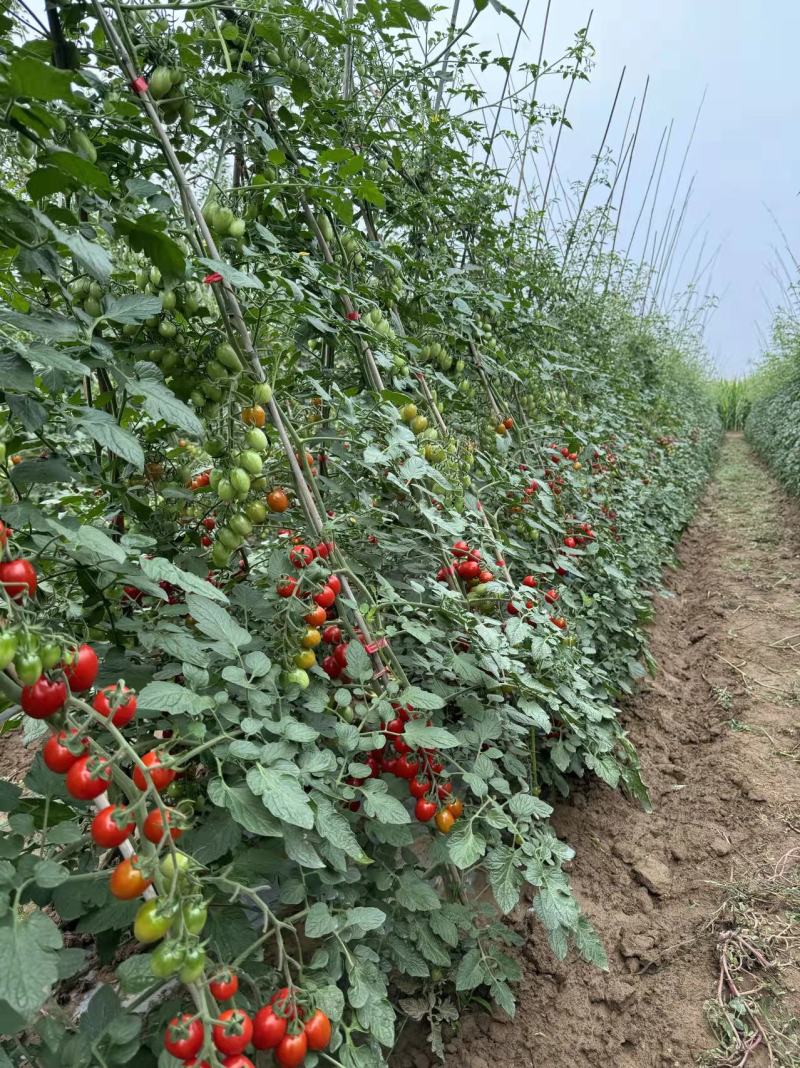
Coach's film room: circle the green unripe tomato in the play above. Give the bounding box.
[283,668,310,690]
[15,651,42,686]
[0,633,17,670]
[245,501,267,524]
[205,437,225,458]
[228,512,253,538]
[160,290,177,311]
[83,296,102,317]
[211,542,231,568]
[252,382,272,404]
[159,852,191,879]
[158,320,177,339]
[215,342,242,372]
[149,65,172,99]
[200,381,223,402]
[216,478,235,503]
[39,642,62,671]
[229,468,251,498]
[250,476,267,492]
[134,899,176,944]
[244,428,268,452]
[69,129,96,163]
[215,206,235,232]
[0,442,6,465]
[400,403,417,423]
[190,390,205,409]
[410,415,428,435]
[228,218,246,239]
[182,900,208,935]
[206,360,228,382]
[150,940,185,978]
[218,527,242,551]
[178,944,206,984]
[236,450,263,476]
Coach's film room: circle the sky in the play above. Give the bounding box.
[460,0,800,376]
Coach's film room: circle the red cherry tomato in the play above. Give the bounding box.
[304,1009,331,1051]
[133,750,175,792]
[321,625,342,645]
[276,1032,308,1068]
[437,782,453,800]
[0,558,37,601]
[252,1005,287,1050]
[21,677,67,719]
[313,585,336,609]
[93,685,137,728]
[62,644,99,692]
[325,574,341,595]
[91,804,134,848]
[163,1014,204,1060]
[109,855,151,899]
[42,728,87,773]
[408,775,431,799]
[209,972,239,1001]
[394,755,420,780]
[457,560,480,580]
[143,808,183,843]
[304,605,327,627]
[213,1009,253,1056]
[333,642,349,668]
[221,1057,255,1068]
[277,577,298,598]
[270,987,303,1020]
[415,798,437,822]
[321,655,341,679]
[289,545,314,569]
[66,755,111,800]
[522,575,537,588]
[451,540,470,558]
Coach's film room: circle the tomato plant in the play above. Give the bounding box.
[0,2,720,1065]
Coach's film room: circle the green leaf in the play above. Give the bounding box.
[33,211,112,285]
[399,685,444,710]
[116,954,156,994]
[575,915,608,969]
[5,56,77,101]
[33,859,69,888]
[0,781,22,813]
[344,907,386,932]
[74,407,144,470]
[508,793,552,819]
[0,305,81,341]
[361,780,411,825]
[207,778,283,838]
[0,351,34,392]
[305,902,337,938]
[345,640,372,681]
[246,766,314,829]
[137,681,213,716]
[396,871,440,912]
[198,257,264,290]
[44,150,111,193]
[124,374,205,437]
[354,179,385,207]
[314,797,370,864]
[185,594,251,651]
[454,946,484,990]
[0,910,62,1015]
[141,557,227,603]
[101,294,161,324]
[402,722,459,749]
[447,824,486,869]
[25,343,89,376]
[486,845,522,914]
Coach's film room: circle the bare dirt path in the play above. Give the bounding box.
[434,433,800,1068]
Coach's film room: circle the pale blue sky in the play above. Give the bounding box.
[464,1,800,375]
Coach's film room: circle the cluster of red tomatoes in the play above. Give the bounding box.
[435,539,495,586]
[345,703,463,832]
[562,520,595,549]
[164,987,331,1068]
[276,550,349,682]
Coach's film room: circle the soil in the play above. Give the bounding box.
[398,433,800,1068]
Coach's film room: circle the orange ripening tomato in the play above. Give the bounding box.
[242,405,266,427]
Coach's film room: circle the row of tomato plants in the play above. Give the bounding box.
[0,4,720,1067]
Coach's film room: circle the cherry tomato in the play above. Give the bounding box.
[213,1009,253,1055]
[179,944,207,984]
[451,540,470,557]
[304,1009,331,1051]
[408,775,431,799]
[163,1014,204,1060]
[321,655,341,679]
[321,625,342,645]
[0,631,17,670]
[14,650,42,686]
[312,585,336,609]
[457,560,480,580]
[133,750,175,792]
[0,558,37,601]
[289,545,314,569]
[91,804,134,848]
[209,971,239,1001]
[522,575,537,588]
[267,488,289,512]
[66,755,111,800]
[133,899,176,943]
[277,577,297,598]
[300,628,321,649]
[304,605,327,627]
[62,644,99,692]
[109,856,151,900]
[294,649,316,670]
[143,808,183,843]
[242,404,266,428]
[275,1031,308,1067]
[435,808,455,833]
[437,782,453,800]
[21,676,67,719]
[252,1005,287,1050]
[270,988,303,1020]
[93,685,137,728]
[39,642,62,671]
[221,1057,255,1068]
[415,798,436,822]
[43,728,87,773]
[182,899,208,935]
[394,755,420,780]
[326,574,341,595]
[150,939,185,978]
[183,1060,211,1068]
[447,797,463,819]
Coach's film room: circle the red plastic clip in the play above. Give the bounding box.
[365,637,388,655]
[129,76,148,95]
[372,665,391,680]
[203,272,223,284]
